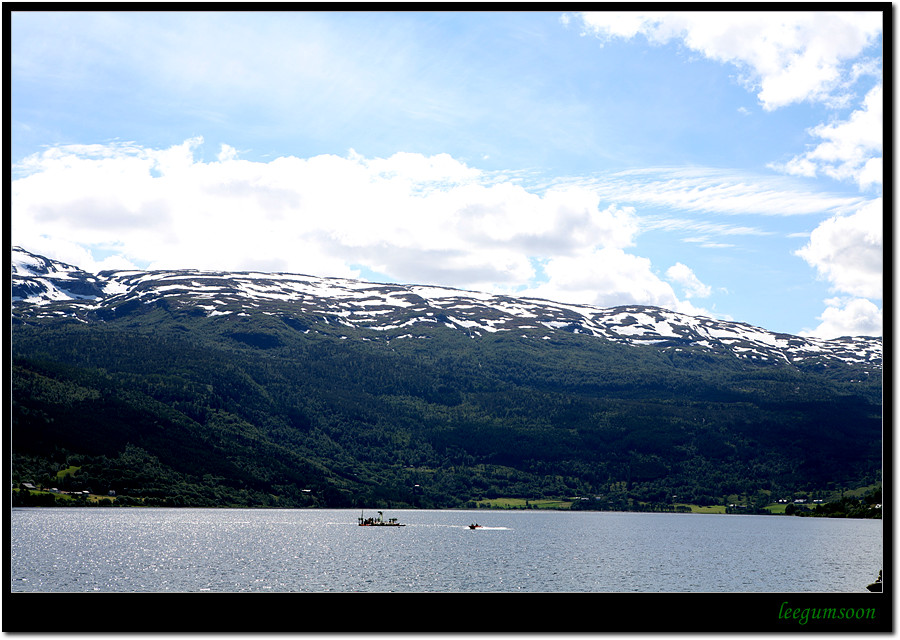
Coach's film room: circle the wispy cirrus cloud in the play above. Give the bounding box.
[553,167,870,217]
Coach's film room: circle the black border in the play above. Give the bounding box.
[4,3,893,635]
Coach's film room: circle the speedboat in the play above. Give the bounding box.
[468,523,482,529]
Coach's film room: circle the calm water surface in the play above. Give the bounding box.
[10,508,882,593]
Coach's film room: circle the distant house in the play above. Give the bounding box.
[20,483,36,491]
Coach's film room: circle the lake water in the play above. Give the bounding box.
[10,507,882,593]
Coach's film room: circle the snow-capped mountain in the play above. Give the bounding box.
[11,247,882,370]
[11,247,107,303]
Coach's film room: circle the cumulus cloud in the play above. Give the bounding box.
[572,11,882,111]
[11,138,680,308]
[520,248,682,309]
[665,262,712,299]
[515,249,717,321]
[773,84,883,190]
[15,137,888,336]
[801,297,882,339]
[795,198,882,300]
[793,198,882,338]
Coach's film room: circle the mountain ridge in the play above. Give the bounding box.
[10,246,883,372]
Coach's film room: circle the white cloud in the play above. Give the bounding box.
[13,236,141,275]
[517,249,717,320]
[801,297,882,338]
[13,138,883,333]
[562,167,868,218]
[773,84,883,190]
[573,11,882,111]
[641,216,771,245]
[217,144,239,162]
[10,139,655,300]
[794,198,882,338]
[521,247,682,310]
[665,262,712,298]
[795,198,882,300]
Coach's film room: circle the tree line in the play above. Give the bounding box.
[10,306,883,510]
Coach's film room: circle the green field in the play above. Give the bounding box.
[473,499,789,514]
[675,503,726,514]
[12,487,117,505]
[474,498,574,510]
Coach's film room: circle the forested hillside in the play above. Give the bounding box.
[11,298,882,510]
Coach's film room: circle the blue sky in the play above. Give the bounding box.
[10,10,883,338]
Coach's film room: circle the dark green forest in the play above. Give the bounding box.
[10,302,883,511]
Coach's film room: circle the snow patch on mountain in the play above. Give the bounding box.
[10,247,882,370]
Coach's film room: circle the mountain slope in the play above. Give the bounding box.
[11,247,883,371]
[10,248,883,509]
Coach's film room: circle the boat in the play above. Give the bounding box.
[358,510,405,526]
[468,523,482,529]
